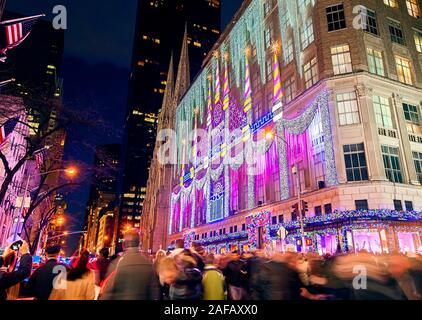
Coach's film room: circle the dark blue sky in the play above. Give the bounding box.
[6,0,243,253]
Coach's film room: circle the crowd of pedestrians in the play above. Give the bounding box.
[1,228,422,300]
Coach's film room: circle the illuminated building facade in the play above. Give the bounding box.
[84,144,121,253]
[119,0,221,240]
[157,0,422,255]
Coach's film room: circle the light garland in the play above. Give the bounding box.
[281,209,422,230]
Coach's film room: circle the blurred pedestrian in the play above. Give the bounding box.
[93,248,110,287]
[223,250,248,300]
[0,241,32,300]
[25,245,67,300]
[249,252,303,300]
[49,249,95,300]
[170,250,203,300]
[100,229,160,300]
[202,254,226,300]
[154,249,170,300]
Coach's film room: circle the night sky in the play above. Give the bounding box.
[6,0,244,253]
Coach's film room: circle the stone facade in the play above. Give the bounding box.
[145,0,422,253]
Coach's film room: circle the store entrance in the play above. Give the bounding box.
[257,227,264,249]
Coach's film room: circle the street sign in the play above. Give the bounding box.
[277,226,287,239]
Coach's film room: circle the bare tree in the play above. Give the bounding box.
[0,90,105,207]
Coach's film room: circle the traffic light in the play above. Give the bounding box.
[306,239,313,246]
[301,200,309,212]
[301,200,309,217]
[291,203,299,221]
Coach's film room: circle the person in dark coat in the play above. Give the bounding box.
[249,255,303,300]
[224,251,249,300]
[25,245,68,300]
[0,241,32,300]
[170,251,203,300]
[100,229,160,300]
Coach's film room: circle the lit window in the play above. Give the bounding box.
[406,0,421,18]
[373,95,393,128]
[414,29,422,52]
[303,57,318,89]
[331,44,352,75]
[337,92,360,125]
[395,56,413,85]
[367,48,385,76]
[384,0,398,8]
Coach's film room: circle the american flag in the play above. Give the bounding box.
[0,117,19,148]
[0,15,42,61]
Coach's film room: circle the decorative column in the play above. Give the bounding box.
[223,54,231,217]
[206,76,212,223]
[243,55,255,209]
[356,84,387,182]
[391,93,419,185]
[272,51,289,200]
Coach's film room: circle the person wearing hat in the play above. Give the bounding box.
[24,245,68,300]
[0,240,32,300]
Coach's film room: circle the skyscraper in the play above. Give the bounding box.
[84,144,121,253]
[119,0,221,238]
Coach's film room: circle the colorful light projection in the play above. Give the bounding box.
[171,90,338,234]
[170,0,335,235]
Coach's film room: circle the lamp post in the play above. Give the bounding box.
[41,231,87,256]
[12,165,77,241]
[266,131,306,252]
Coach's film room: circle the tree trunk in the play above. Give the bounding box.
[0,172,14,206]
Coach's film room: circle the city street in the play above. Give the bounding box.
[0,0,421,309]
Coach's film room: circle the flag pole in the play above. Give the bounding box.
[0,78,15,87]
[0,0,6,22]
[0,14,45,25]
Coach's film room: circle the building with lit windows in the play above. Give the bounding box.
[144,0,422,255]
[119,0,221,242]
[84,144,121,253]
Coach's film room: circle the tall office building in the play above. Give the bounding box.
[84,144,121,253]
[119,0,221,239]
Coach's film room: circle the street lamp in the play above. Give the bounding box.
[266,130,306,252]
[12,165,78,241]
